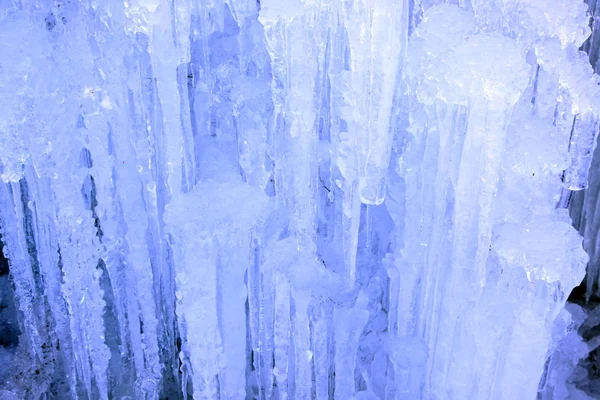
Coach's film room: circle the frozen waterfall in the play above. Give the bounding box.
[0,0,599,399]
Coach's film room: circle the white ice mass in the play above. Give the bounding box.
[1,0,600,399]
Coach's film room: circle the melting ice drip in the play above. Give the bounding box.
[0,0,598,399]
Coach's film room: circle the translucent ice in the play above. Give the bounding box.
[0,0,598,399]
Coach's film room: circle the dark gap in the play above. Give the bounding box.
[19,179,44,296]
[245,293,258,399]
[0,234,20,349]
[97,258,130,399]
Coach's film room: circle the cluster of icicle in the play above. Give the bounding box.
[0,0,599,399]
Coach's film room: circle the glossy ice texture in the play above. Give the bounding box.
[0,0,598,399]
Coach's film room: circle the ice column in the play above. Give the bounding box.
[0,0,597,399]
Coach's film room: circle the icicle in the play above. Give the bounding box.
[333,292,369,400]
[342,0,407,206]
[165,178,266,398]
[0,0,598,398]
[562,112,600,190]
[311,300,333,400]
[273,273,291,400]
[125,0,194,196]
[291,290,312,399]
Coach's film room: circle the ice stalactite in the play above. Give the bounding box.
[165,174,267,399]
[539,0,600,398]
[0,0,599,399]
[570,0,600,303]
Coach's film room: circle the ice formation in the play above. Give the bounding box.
[0,0,599,399]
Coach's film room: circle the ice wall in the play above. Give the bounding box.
[571,0,600,302]
[0,0,598,399]
[539,1,600,398]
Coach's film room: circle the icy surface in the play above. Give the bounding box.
[0,0,598,399]
[543,1,600,398]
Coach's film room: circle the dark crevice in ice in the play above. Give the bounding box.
[0,235,20,349]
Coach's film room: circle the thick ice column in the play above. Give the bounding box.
[290,258,332,399]
[492,214,588,399]
[539,304,591,399]
[165,178,266,399]
[564,0,600,302]
[524,0,600,300]
[249,235,334,400]
[262,236,344,399]
[50,104,113,400]
[258,7,334,397]
[489,89,589,397]
[545,49,600,192]
[0,181,59,389]
[342,0,407,206]
[53,182,111,400]
[273,271,292,399]
[328,14,362,285]
[85,72,162,400]
[125,0,195,195]
[39,86,115,396]
[0,6,125,398]
[391,5,478,345]
[334,292,369,400]
[397,3,592,398]
[74,3,175,391]
[259,0,328,243]
[385,104,434,394]
[227,0,273,189]
[170,233,221,399]
[250,242,279,399]
[413,3,594,398]
[218,228,260,398]
[312,300,334,400]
